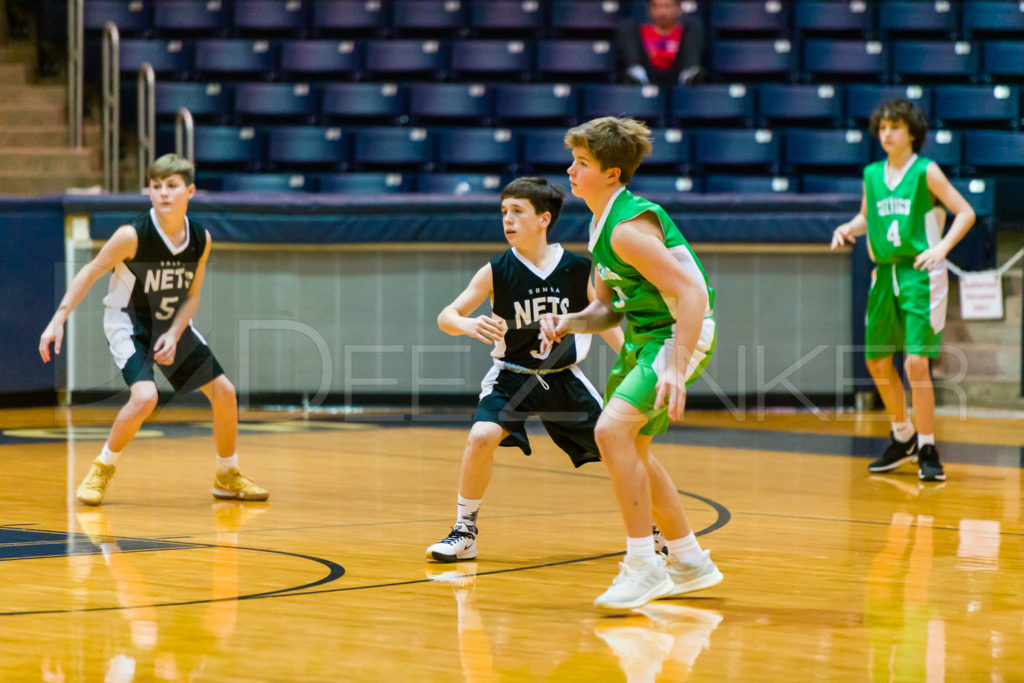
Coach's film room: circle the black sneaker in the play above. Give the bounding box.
[917,444,946,482]
[868,432,919,473]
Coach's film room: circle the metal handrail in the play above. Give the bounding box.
[101,22,120,192]
[137,63,156,191]
[175,108,195,165]
[67,0,83,147]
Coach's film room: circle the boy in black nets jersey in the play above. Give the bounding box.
[427,177,658,563]
[39,154,269,506]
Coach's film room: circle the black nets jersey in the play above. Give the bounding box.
[103,209,207,335]
[489,244,593,370]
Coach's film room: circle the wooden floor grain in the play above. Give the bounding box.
[1,406,1021,681]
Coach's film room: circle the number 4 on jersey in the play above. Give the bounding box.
[886,219,901,247]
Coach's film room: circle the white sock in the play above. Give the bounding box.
[625,535,660,567]
[457,494,481,533]
[216,454,238,472]
[918,433,935,446]
[666,532,705,565]
[98,443,121,467]
[892,421,915,443]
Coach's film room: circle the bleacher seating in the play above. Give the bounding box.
[84,0,1021,203]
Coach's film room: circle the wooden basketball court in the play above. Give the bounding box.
[1,405,1021,680]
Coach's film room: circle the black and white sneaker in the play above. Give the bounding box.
[917,444,946,482]
[426,522,478,562]
[869,432,919,473]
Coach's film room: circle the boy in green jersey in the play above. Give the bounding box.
[831,99,975,482]
[541,117,721,610]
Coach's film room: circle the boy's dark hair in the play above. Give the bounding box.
[869,98,928,154]
[500,177,566,231]
[148,153,195,186]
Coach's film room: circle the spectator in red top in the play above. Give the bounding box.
[616,0,705,87]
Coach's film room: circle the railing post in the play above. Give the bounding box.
[175,108,195,165]
[101,22,120,192]
[137,63,156,191]
[66,0,83,148]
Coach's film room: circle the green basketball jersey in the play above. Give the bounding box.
[589,188,714,339]
[864,155,942,264]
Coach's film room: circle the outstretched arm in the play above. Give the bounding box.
[437,263,505,344]
[539,273,624,356]
[39,225,137,362]
[915,162,976,271]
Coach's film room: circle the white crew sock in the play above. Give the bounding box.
[918,433,935,446]
[666,532,705,565]
[626,535,660,568]
[98,442,121,467]
[457,494,481,533]
[216,454,238,472]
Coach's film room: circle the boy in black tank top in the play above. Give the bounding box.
[39,154,269,506]
[427,178,667,563]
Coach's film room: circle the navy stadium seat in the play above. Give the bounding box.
[152,0,227,36]
[233,82,316,122]
[469,1,542,36]
[435,128,517,171]
[118,39,191,76]
[844,84,931,125]
[536,40,615,81]
[712,40,797,79]
[644,128,690,171]
[155,81,231,120]
[581,84,666,127]
[951,178,995,217]
[365,40,448,79]
[520,128,572,171]
[706,175,795,194]
[801,174,862,195]
[785,129,871,170]
[351,127,434,168]
[312,0,388,37]
[321,82,407,123]
[963,131,1024,169]
[962,0,1024,38]
[890,41,979,83]
[551,1,624,35]
[878,1,956,39]
[233,0,308,36]
[692,129,781,169]
[933,86,1019,129]
[194,40,277,78]
[451,40,531,80]
[670,84,755,127]
[982,42,1024,81]
[710,1,789,35]
[758,84,842,126]
[193,125,264,168]
[627,175,701,195]
[267,126,347,168]
[408,83,493,125]
[319,172,413,193]
[493,83,579,125]
[392,0,466,37]
[917,130,964,171]
[793,1,873,37]
[279,40,362,78]
[803,39,887,80]
[416,172,505,194]
[221,172,312,192]
[85,1,150,34]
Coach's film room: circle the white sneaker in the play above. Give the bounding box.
[663,549,723,597]
[425,523,477,562]
[594,556,674,610]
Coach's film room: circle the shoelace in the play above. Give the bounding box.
[441,527,474,544]
[88,467,113,489]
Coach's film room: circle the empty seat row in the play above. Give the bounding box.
[97,36,1024,85]
[174,125,1024,176]
[146,81,1024,131]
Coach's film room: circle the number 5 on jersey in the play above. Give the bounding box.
[155,295,179,321]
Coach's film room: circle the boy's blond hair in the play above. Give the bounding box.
[148,153,195,186]
[564,116,652,184]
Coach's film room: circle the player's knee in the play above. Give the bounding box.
[466,422,502,452]
[214,376,237,402]
[127,383,158,415]
[904,355,931,381]
[594,417,627,452]
[865,357,890,377]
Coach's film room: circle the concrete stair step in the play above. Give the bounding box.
[0,104,65,126]
[0,62,29,83]
[0,171,103,196]
[1,83,66,106]
[0,123,101,148]
[0,147,98,175]
[0,43,37,63]
[935,377,1024,410]
[934,343,1020,381]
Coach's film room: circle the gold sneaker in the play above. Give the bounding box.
[212,468,269,501]
[76,459,116,506]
